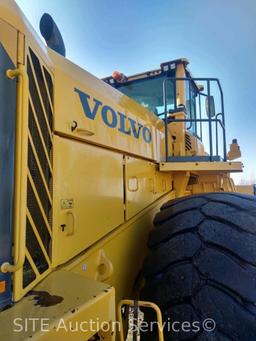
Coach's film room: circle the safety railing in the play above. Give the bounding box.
[162,77,227,162]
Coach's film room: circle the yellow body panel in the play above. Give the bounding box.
[0,18,17,64]
[125,156,156,219]
[66,191,175,302]
[52,136,124,266]
[236,185,255,195]
[155,168,173,199]
[125,156,172,219]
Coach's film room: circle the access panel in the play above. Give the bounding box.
[125,156,156,219]
[52,136,124,266]
[125,156,172,220]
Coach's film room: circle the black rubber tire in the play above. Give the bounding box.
[141,192,256,341]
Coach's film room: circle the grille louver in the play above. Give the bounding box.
[23,48,53,288]
[185,133,192,151]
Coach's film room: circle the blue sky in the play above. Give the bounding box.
[16,0,255,183]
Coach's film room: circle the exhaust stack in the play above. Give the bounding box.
[39,13,66,57]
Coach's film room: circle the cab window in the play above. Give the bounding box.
[116,72,175,116]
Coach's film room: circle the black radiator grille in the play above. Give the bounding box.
[28,141,51,220]
[28,103,52,187]
[27,57,52,158]
[29,48,53,130]
[23,48,53,288]
[26,218,49,275]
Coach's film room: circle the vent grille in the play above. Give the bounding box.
[185,133,192,151]
[23,48,53,288]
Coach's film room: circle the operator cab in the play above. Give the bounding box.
[104,58,228,163]
[103,59,201,139]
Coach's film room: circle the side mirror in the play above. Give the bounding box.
[205,96,216,117]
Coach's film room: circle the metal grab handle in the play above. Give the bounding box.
[117,299,164,341]
[76,128,95,136]
[1,64,29,273]
[71,120,95,136]
[66,210,76,236]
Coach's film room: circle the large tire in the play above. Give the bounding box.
[141,193,256,341]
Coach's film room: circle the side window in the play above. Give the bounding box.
[156,79,175,117]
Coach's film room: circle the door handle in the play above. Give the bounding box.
[66,210,76,236]
[128,176,139,192]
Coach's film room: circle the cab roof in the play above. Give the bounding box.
[102,58,190,86]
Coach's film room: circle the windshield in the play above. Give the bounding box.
[116,73,175,116]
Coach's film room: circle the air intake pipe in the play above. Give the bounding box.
[39,13,66,57]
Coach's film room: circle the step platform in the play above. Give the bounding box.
[0,270,115,340]
[159,161,243,173]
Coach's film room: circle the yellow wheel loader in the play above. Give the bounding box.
[0,1,255,341]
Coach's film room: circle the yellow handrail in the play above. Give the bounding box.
[117,299,164,341]
[1,64,29,273]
